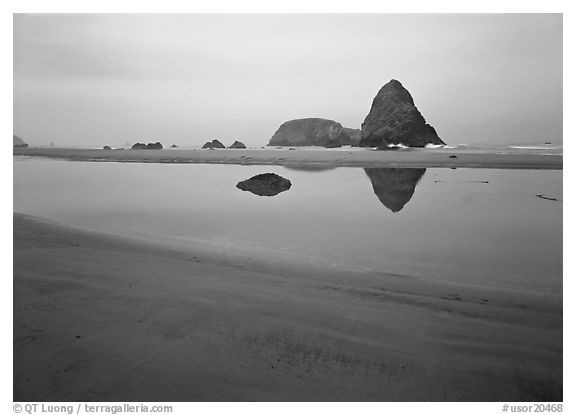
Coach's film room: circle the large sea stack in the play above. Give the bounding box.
[268,118,360,147]
[359,80,444,148]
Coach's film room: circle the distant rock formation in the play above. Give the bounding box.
[146,142,163,150]
[170,144,178,148]
[236,173,292,197]
[132,142,164,150]
[103,146,112,150]
[13,135,28,148]
[229,141,247,149]
[364,168,426,212]
[202,139,226,149]
[268,118,359,147]
[359,80,444,148]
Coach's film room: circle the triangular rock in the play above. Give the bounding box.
[359,80,444,148]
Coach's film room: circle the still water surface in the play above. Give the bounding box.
[13,158,562,293]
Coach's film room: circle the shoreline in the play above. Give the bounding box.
[14,213,562,401]
[14,147,563,170]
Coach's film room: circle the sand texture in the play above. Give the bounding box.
[13,147,562,169]
[13,214,562,401]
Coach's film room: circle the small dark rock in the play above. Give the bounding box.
[171,144,178,148]
[202,139,226,149]
[146,142,163,150]
[229,140,247,149]
[132,142,163,149]
[449,155,458,159]
[103,146,112,150]
[236,173,292,197]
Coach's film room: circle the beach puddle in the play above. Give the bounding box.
[13,158,562,293]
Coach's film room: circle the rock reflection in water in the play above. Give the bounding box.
[364,168,426,212]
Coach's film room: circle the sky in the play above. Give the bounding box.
[13,13,562,147]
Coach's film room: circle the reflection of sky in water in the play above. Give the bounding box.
[14,158,562,293]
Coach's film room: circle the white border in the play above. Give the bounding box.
[4,2,572,413]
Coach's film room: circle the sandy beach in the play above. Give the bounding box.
[13,147,563,169]
[13,213,562,401]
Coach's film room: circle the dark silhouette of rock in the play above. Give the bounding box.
[364,168,426,212]
[13,135,28,148]
[171,144,178,148]
[229,141,247,149]
[132,142,163,149]
[202,139,226,149]
[268,118,358,147]
[236,173,292,197]
[359,80,445,148]
[146,142,163,150]
[103,146,112,150]
[449,155,458,159]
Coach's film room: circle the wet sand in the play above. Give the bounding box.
[13,214,562,401]
[13,147,562,169]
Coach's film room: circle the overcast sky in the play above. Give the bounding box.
[13,14,562,147]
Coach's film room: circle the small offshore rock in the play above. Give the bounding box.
[236,173,292,197]
[229,141,247,149]
[202,139,226,149]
